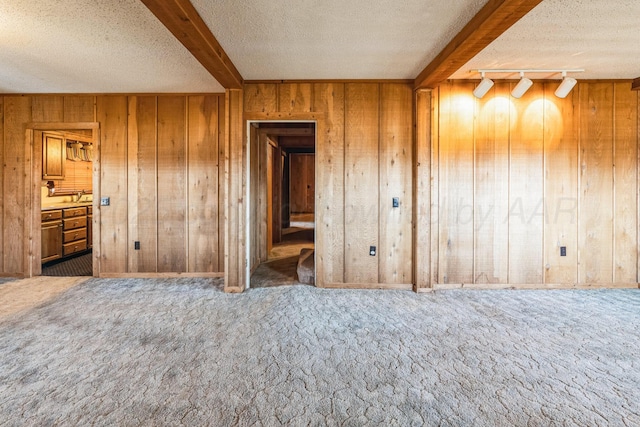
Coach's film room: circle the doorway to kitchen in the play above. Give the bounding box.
[26,123,100,278]
[247,121,316,288]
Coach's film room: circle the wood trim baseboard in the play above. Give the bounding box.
[322,282,414,290]
[99,272,224,279]
[431,283,640,290]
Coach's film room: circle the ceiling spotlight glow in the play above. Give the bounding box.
[555,73,577,98]
[511,72,533,98]
[473,73,494,98]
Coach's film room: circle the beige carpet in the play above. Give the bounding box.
[0,279,639,426]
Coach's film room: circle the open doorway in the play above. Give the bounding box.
[26,123,99,278]
[247,122,316,288]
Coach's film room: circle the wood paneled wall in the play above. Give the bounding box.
[290,153,315,213]
[0,94,225,277]
[0,95,95,276]
[415,81,640,289]
[244,83,414,288]
[102,94,226,275]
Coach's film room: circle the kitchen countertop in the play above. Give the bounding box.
[41,202,93,211]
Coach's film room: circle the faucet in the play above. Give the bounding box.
[75,190,85,203]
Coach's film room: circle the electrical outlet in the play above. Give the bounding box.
[100,197,110,206]
[560,246,567,257]
[134,241,140,250]
[369,246,376,256]
[392,197,399,208]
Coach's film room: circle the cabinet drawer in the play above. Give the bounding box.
[41,210,63,222]
[87,206,93,215]
[63,207,87,218]
[63,216,87,230]
[63,239,87,256]
[63,228,87,243]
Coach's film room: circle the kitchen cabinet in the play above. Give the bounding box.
[41,210,63,263]
[62,207,87,256]
[42,205,90,263]
[42,132,66,180]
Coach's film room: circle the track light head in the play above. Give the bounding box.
[511,73,533,98]
[555,73,577,98]
[473,73,494,99]
[472,69,583,99]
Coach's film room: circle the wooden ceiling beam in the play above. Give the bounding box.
[632,78,640,91]
[414,0,543,90]
[140,0,243,89]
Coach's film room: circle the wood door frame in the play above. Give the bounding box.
[25,122,100,277]
[244,113,324,289]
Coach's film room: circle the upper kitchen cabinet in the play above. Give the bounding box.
[42,132,65,180]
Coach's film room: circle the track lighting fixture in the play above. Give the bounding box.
[472,69,584,98]
[473,72,494,99]
[511,72,533,98]
[554,72,578,98]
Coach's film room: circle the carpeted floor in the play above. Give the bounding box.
[42,253,92,277]
[0,279,639,426]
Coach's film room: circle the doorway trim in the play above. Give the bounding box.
[244,112,326,290]
[25,122,100,278]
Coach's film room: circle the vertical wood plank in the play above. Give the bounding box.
[414,90,431,289]
[64,95,95,122]
[0,97,4,273]
[267,142,274,254]
[430,88,440,285]
[344,83,379,283]
[613,82,638,283]
[188,95,220,273]
[278,83,313,112]
[474,83,510,284]
[578,83,614,284]
[509,83,544,284]
[272,144,283,244]
[438,82,474,284]
[28,130,42,276]
[379,83,413,284]
[258,131,269,262]
[3,96,31,274]
[544,83,579,284]
[157,96,186,272]
[224,89,245,291]
[127,96,158,273]
[305,154,315,213]
[32,96,64,122]
[248,123,260,271]
[126,97,140,273]
[244,84,277,113]
[96,96,128,274]
[313,83,345,285]
[218,96,226,271]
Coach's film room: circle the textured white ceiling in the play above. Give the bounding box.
[0,0,223,93]
[451,0,640,80]
[190,0,489,80]
[2,0,638,93]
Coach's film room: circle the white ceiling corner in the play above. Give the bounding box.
[0,0,223,93]
[451,0,640,80]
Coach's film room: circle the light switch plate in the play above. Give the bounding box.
[100,197,110,206]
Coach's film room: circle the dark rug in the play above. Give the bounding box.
[42,253,92,276]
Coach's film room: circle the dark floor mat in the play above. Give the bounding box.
[42,253,92,276]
